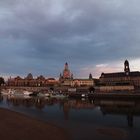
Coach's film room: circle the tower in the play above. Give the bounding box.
[89,73,93,79]
[124,60,130,75]
[64,62,69,70]
[62,62,71,79]
[59,73,62,80]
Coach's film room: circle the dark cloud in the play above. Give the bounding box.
[0,0,140,77]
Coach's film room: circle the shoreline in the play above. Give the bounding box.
[0,108,69,140]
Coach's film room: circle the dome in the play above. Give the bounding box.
[37,75,45,80]
[26,73,33,80]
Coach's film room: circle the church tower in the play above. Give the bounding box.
[64,62,69,70]
[89,73,93,79]
[124,60,130,75]
[62,62,71,79]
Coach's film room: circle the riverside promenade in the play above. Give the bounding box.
[1,86,49,91]
[2,86,140,100]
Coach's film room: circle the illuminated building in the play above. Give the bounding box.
[99,60,140,91]
[59,63,95,87]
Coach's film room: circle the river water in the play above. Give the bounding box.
[0,95,140,140]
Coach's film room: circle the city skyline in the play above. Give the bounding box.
[2,60,140,81]
[1,0,140,78]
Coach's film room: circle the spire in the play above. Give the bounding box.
[71,73,73,79]
[64,62,69,70]
[62,62,71,79]
[59,73,63,79]
[89,73,93,79]
[60,73,62,77]
[124,60,130,75]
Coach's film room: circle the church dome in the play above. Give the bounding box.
[62,62,71,79]
[26,73,33,80]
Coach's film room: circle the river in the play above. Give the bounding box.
[0,95,140,140]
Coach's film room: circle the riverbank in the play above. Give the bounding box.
[0,108,68,140]
[68,92,140,99]
[88,93,140,100]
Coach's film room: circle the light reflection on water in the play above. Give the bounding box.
[0,95,140,140]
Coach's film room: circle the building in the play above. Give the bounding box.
[6,62,96,89]
[59,63,95,87]
[99,60,140,92]
[59,62,73,86]
[7,73,58,87]
[59,62,73,80]
[72,78,94,87]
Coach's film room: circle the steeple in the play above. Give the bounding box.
[124,60,130,75]
[89,73,93,79]
[59,73,62,78]
[64,62,69,70]
[62,62,71,79]
[71,73,73,79]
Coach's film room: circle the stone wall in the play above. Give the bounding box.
[99,85,134,92]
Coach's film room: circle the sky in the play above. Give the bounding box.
[0,0,140,78]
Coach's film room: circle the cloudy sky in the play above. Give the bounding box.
[0,0,140,78]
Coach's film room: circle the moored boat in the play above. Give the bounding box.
[1,89,16,95]
[50,93,67,99]
[23,90,33,96]
[37,92,50,97]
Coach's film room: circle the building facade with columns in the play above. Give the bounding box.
[7,73,58,87]
[99,60,140,91]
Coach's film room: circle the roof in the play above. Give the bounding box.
[15,76,22,80]
[47,78,55,80]
[74,79,93,81]
[101,71,140,78]
[37,75,45,80]
[26,73,33,79]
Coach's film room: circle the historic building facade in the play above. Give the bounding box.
[99,60,140,91]
[6,63,95,88]
[7,73,58,87]
[59,62,73,81]
[59,62,73,86]
[59,63,95,87]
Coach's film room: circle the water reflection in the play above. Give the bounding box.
[4,95,95,110]
[0,94,140,128]
[0,95,3,102]
[94,99,140,127]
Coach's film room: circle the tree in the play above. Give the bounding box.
[0,77,5,86]
[89,86,95,93]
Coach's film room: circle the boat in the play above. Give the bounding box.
[1,89,10,95]
[81,94,86,97]
[29,91,38,96]
[23,90,33,96]
[50,93,67,99]
[68,93,88,98]
[37,92,50,97]
[1,89,16,95]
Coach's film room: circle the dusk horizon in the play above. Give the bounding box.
[2,59,140,80]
